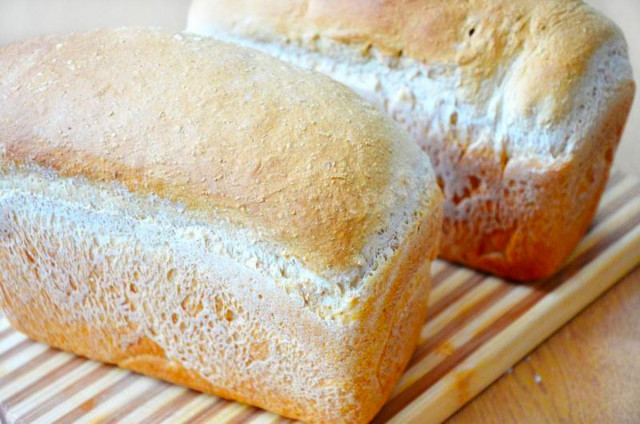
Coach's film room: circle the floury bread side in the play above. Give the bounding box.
[187,0,636,280]
[0,28,443,423]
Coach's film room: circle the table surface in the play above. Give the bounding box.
[448,267,640,424]
[0,1,638,423]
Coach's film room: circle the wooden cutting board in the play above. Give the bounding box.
[1,171,639,424]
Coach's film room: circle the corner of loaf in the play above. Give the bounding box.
[439,7,635,280]
[0,28,443,423]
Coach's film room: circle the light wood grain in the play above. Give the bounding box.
[389,203,640,424]
[447,266,640,424]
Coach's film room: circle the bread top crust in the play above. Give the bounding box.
[187,0,622,130]
[0,28,436,274]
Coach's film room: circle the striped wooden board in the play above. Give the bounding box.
[1,171,639,424]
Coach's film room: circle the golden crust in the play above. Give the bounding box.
[188,0,617,122]
[188,0,636,279]
[0,27,419,273]
[0,28,444,423]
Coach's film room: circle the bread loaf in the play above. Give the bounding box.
[0,28,443,423]
[187,0,636,279]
